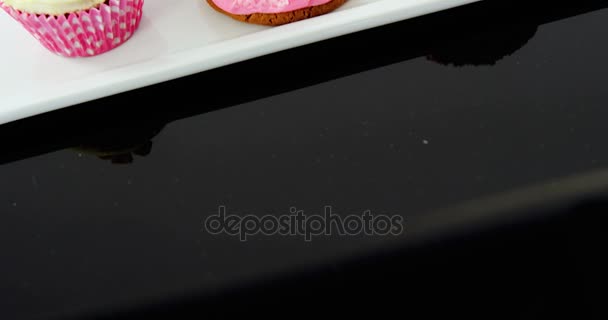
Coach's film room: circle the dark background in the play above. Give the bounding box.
[1,0,607,319]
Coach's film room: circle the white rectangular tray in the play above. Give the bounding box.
[0,0,479,125]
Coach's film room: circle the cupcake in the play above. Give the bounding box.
[0,0,144,57]
[206,0,347,26]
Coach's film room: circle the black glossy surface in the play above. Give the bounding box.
[1,0,608,319]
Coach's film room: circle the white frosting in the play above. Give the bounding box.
[2,0,107,15]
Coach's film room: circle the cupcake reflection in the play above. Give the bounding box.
[75,140,153,164]
[72,123,164,164]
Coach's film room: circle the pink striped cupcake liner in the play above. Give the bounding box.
[0,0,144,57]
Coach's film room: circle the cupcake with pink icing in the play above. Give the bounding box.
[207,0,347,26]
[0,0,144,57]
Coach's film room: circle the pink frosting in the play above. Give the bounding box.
[211,0,334,15]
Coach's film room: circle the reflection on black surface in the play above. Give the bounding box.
[0,0,606,165]
[72,123,164,164]
[426,23,538,67]
[82,141,152,164]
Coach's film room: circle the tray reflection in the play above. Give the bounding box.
[0,0,606,165]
